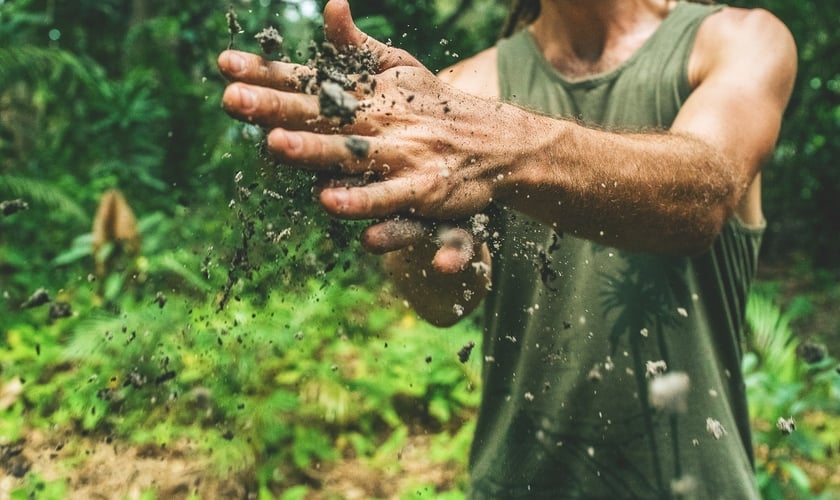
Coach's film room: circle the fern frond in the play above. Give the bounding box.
[0,174,87,223]
[0,45,103,92]
[746,290,798,377]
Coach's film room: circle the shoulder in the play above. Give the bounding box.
[436,46,499,99]
[689,7,797,91]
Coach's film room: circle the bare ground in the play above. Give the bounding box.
[0,430,463,499]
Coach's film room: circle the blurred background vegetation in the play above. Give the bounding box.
[0,0,838,498]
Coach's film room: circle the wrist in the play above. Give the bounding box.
[491,108,571,207]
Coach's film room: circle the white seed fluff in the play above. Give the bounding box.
[648,371,690,413]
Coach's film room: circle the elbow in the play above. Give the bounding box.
[679,229,720,257]
[675,202,736,256]
[671,166,745,256]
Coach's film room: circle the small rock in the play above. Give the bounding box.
[457,341,475,363]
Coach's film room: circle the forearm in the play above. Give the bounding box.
[496,113,748,255]
[383,243,491,328]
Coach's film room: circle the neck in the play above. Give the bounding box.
[530,0,675,77]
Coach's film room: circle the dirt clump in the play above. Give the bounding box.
[20,287,50,309]
[254,26,283,56]
[457,341,476,363]
[299,41,378,126]
[1,199,29,216]
[318,80,359,125]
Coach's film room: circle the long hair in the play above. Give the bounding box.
[500,0,717,38]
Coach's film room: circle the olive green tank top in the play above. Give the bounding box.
[469,3,764,498]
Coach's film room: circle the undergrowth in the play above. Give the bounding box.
[2,263,482,496]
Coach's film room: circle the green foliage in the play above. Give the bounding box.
[2,270,481,493]
[744,289,840,499]
[8,472,67,500]
[0,176,87,223]
[336,0,507,71]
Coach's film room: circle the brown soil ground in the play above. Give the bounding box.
[0,430,248,499]
[0,430,462,499]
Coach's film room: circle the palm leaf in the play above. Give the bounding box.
[745,290,798,378]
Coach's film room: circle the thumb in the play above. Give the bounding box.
[323,0,422,70]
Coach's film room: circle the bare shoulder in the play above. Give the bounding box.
[436,47,499,99]
[690,7,797,92]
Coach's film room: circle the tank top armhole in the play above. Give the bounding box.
[677,4,726,101]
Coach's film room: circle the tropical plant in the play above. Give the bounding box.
[744,290,840,499]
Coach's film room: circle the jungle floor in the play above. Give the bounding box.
[0,429,462,499]
[2,257,838,499]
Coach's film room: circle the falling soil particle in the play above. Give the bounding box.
[319,81,359,125]
[20,288,50,309]
[155,371,176,385]
[153,291,167,309]
[644,360,668,378]
[1,198,29,216]
[300,41,378,95]
[705,417,727,440]
[48,301,73,322]
[297,40,378,125]
[457,341,475,363]
[254,26,283,55]
[225,6,241,50]
[776,416,796,435]
[345,136,370,158]
[797,340,828,364]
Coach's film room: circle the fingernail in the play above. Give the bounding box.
[227,52,245,74]
[238,87,254,109]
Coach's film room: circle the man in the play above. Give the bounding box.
[219,0,796,497]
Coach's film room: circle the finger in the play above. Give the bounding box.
[432,227,476,273]
[315,174,373,191]
[360,218,429,254]
[222,83,323,130]
[323,0,422,70]
[319,177,419,219]
[218,50,315,91]
[267,129,386,172]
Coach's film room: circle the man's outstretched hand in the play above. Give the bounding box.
[218,0,510,272]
